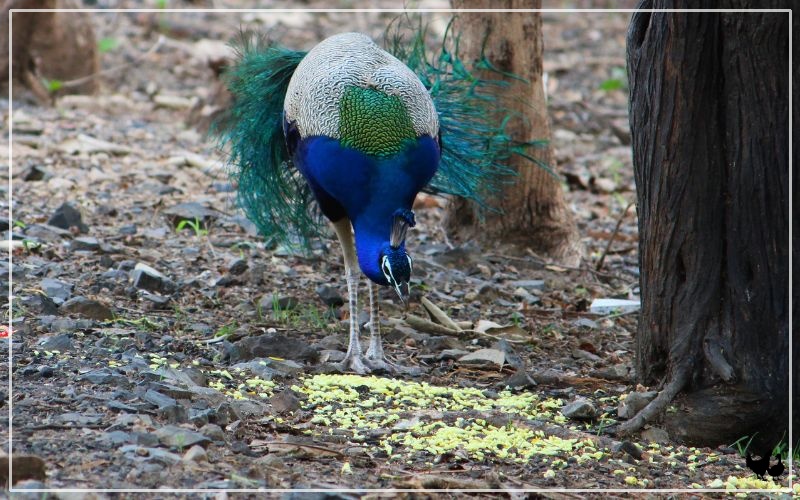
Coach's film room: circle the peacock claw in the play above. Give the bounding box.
[335,352,421,376]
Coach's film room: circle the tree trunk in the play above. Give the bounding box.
[446,0,582,266]
[0,0,98,102]
[624,1,790,451]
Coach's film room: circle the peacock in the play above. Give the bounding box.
[216,25,542,374]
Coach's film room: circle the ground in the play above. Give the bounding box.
[1,2,794,496]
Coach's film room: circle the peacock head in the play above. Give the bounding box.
[379,209,416,306]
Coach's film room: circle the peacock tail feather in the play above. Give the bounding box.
[215,22,549,248]
[386,17,550,208]
[213,32,319,249]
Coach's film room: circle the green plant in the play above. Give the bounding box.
[730,434,758,458]
[98,37,119,53]
[599,67,628,92]
[42,78,63,93]
[214,321,238,338]
[175,217,208,237]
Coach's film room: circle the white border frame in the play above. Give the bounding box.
[5,5,793,495]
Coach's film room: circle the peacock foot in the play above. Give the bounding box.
[335,351,422,376]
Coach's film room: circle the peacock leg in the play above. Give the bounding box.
[332,219,368,374]
[365,280,385,361]
[365,280,421,376]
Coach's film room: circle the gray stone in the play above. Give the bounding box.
[142,389,177,409]
[182,444,208,463]
[315,285,344,307]
[159,404,188,424]
[119,224,137,235]
[80,368,126,386]
[40,277,73,304]
[509,279,545,291]
[199,423,225,442]
[48,202,88,233]
[144,447,183,465]
[561,398,597,420]
[131,262,176,294]
[155,425,212,449]
[70,236,101,251]
[618,391,658,419]
[591,363,630,381]
[163,202,221,227]
[107,401,138,413]
[61,296,113,320]
[105,430,132,445]
[228,258,248,275]
[641,427,670,444]
[38,333,73,351]
[269,390,301,414]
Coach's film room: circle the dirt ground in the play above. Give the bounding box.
[2,1,793,496]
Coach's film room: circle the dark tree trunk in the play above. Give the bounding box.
[623,1,790,451]
[446,0,582,266]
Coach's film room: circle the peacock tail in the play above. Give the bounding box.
[213,32,320,248]
[215,22,547,249]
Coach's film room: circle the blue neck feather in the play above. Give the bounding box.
[293,135,439,284]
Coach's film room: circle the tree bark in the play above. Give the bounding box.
[625,1,790,451]
[0,0,98,101]
[446,0,582,266]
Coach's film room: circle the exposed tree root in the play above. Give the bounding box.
[617,369,689,436]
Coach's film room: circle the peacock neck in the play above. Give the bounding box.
[352,218,393,286]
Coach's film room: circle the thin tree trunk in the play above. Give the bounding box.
[446,0,582,266]
[624,1,789,450]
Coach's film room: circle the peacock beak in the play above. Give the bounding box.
[393,281,410,308]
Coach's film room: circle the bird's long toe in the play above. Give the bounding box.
[334,353,421,376]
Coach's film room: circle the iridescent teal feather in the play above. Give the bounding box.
[213,32,318,248]
[386,18,550,208]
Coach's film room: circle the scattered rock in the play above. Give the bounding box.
[38,333,73,351]
[269,389,301,414]
[155,425,212,449]
[47,202,89,233]
[561,398,597,420]
[616,440,643,461]
[589,298,641,315]
[182,444,208,463]
[509,279,545,291]
[617,391,658,419]
[79,369,127,386]
[199,423,225,442]
[159,404,189,424]
[142,389,177,409]
[458,348,506,368]
[163,202,221,227]
[258,294,299,312]
[70,236,101,252]
[316,285,344,307]
[40,277,74,304]
[591,363,630,381]
[641,427,670,444]
[58,134,132,156]
[227,258,248,275]
[226,332,318,364]
[60,296,113,320]
[130,263,176,294]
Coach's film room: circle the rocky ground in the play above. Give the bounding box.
[1,2,793,496]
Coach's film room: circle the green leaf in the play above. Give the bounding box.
[98,37,119,53]
[44,79,63,92]
[599,78,623,91]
